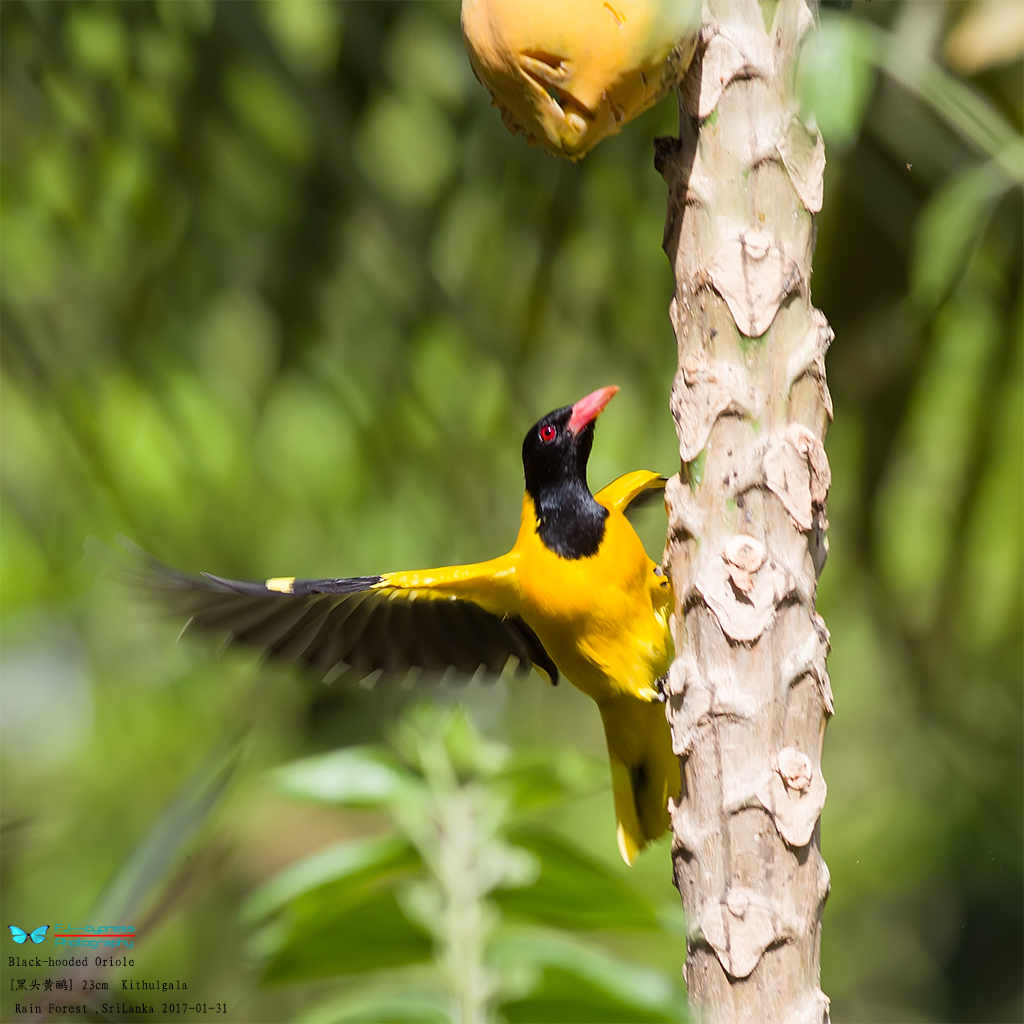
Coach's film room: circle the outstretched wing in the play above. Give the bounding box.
[595,471,667,518]
[9,927,27,944]
[120,542,558,686]
[28,926,48,944]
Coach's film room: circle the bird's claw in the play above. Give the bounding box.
[655,673,668,703]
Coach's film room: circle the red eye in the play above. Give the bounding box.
[539,424,557,444]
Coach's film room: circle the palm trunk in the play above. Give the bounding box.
[657,1,833,1021]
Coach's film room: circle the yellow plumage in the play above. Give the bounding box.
[378,469,678,863]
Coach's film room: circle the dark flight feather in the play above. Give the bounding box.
[113,541,558,687]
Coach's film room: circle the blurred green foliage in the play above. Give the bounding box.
[243,706,687,1023]
[0,2,1020,1022]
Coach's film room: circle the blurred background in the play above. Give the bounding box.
[1,1,1020,1021]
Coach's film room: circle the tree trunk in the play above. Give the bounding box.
[656,1,833,1021]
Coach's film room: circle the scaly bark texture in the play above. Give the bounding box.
[656,1,833,1021]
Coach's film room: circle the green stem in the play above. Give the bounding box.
[436,790,492,1024]
[847,17,1024,182]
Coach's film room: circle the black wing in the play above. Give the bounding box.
[115,541,558,686]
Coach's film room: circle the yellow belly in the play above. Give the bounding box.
[511,496,672,703]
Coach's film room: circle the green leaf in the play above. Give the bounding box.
[304,984,450,1024]
[262,0,342,77]
[243,833,421,924]
[958,344,1024,648]
[862,17,1023,170]
[275,745,421,807]
[500,975,680,1024]
[492,928,683,1024]
[440,704,509,778]
[260,886,433,983]
[500,976,681,1023]
[797,18,874,151]
[385,11,471,108]
[224,60,312,164]
[494,749,606,811]
[249,831,428,983]
[495,827,660,932]
[355,93,455,206]
[67,7,129,78]
[391,702,509,782]
[89,737,242,926]
[910,160,1012,310]
[876,284,1002,627]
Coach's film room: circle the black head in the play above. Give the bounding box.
[522,386,619,559]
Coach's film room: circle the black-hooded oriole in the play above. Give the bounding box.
[134,386,679,863]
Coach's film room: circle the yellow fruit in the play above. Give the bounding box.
[462,0,700,160]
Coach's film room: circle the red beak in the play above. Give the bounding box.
[567,385,619,435]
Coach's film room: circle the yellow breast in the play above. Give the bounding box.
[511,494,672,703]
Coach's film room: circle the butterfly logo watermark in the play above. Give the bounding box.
[8,926,48,945]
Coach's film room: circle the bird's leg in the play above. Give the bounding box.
[654,673,669,703]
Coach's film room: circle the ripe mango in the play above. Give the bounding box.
[462,0,700,159]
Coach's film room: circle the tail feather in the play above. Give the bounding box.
[599,697,680,865]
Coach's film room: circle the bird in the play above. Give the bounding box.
[129,385,679,864]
